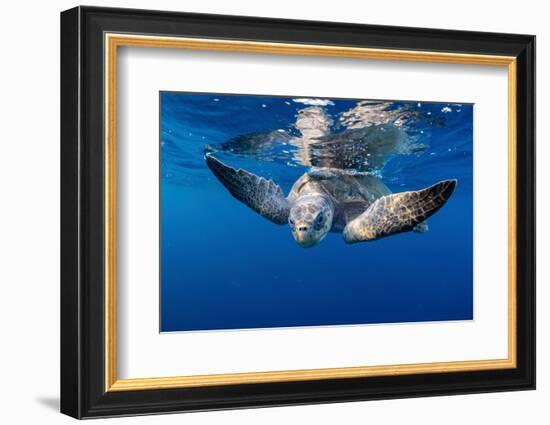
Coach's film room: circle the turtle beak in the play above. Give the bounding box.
[296,237,316,248]
[293,224,317,248]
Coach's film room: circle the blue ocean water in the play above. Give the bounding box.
[160,92,473,332]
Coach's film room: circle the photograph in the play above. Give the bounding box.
[160,92,473,332]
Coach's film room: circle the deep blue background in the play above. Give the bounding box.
[160,92,473,332]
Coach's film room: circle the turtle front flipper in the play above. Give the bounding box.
[342,179,456,243]
[205,154,290,225]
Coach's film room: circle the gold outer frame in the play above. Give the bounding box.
[104,33,517,392]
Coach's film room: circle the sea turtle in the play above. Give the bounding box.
[205,153,456,248]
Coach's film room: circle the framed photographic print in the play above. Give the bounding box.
[60,6,535,419]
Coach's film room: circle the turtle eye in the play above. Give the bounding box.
[289,218,295,227]
[313,213,324,231]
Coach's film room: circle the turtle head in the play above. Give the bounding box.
[289,195,333,248]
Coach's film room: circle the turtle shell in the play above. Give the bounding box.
[289,169,391,206]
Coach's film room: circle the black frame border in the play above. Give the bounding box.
[61,6,535,419]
